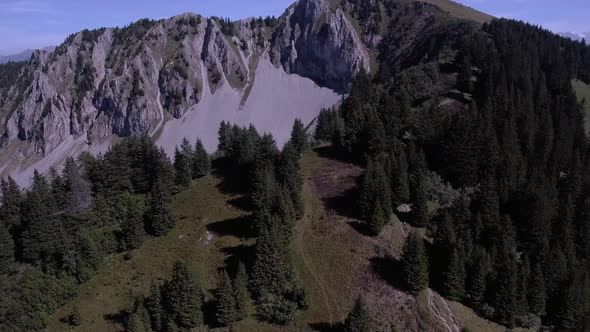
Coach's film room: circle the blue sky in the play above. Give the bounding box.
[0,0,588,55]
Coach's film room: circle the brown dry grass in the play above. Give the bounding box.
[294,149,458,331]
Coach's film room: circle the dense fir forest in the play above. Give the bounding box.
[0,118,309,330]
[316,17,590,330]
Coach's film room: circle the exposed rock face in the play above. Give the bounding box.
[271,0,371,92]
[0,0,373,184]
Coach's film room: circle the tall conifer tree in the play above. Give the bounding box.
[164,262,203,328]
[146,178,175,236]
[344,295,371,332]
[192,139,210,178]
[402,232,429,294]
[215,270,237,326]
[234,261,250,320]
[0,223,14,273]
[290,118,308,155]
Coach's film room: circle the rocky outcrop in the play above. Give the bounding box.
[270,0,370,92]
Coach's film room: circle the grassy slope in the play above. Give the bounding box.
[48,149,525,331]
[573,79,590,134]
[417,0,493,24]
[46,176,282,331]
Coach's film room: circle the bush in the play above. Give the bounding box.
[68,306,81,326]
[515,314,541,328]
[479,303,495,320]
[256,293,299,325]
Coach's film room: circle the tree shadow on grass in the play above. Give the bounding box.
[309,322,345,332]
[206,214,257,239]
[346,219,374,237]
[314,146,358,165]
[221,244,257,276]
[202,298,218,328]
[322,187,360,220]
[211,157,250,197]
[370,255,405,290]
[103,310,127,327]
[227,195,253,211]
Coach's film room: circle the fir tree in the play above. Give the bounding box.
[146,178,175,236]
[458,53,473,92]
[120,196,146,251]
[390,149,410,204]
[234,261,250,320]
[251,164,280,223]
[412,173,430,227]
[290,118,309,155]
[402,232,429,294]
[358,158,392,235]
[63,157,92,213]
[49,167,67,210]
[215,270,237,326]
[493,254,518,327]
[145,284,164,332]
[344,295,371,332]
[218,121,232,153]
[367,199,388,236]
[528,262,546,316]
[515,255,530,315]
[0,177,21,229]
[467,249,489,309]
[250,215,293,297]
[102,141,133,194]
[442,248,465,301]
[0,223,14,274]
[126,299,152,332]
[164,262,203,328]
[173,145,192,188]
[556,282,578,332]
[192,139,210,178]
[277,142,304,219]
[20,171,63,264]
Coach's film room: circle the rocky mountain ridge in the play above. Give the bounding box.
[0,0,372,184]
[0,0,495,185]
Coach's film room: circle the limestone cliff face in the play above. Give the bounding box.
[0,0,371,181]
[270,0,371,93]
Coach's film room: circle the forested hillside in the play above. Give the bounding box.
[316,15,590,330]
[1,0,590,331]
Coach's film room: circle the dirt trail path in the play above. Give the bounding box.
[296,208,335,323]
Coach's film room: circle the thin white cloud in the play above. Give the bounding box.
[0,0,52,14]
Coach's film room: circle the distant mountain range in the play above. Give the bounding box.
[560,32,590,43]
[0,46,54,64]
